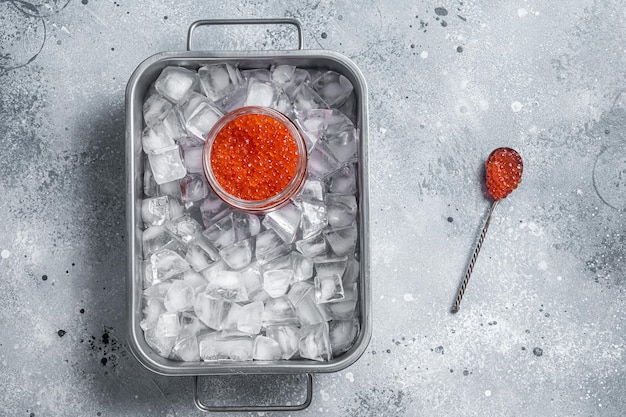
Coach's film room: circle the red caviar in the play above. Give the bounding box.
[485,147,523,200]
[209,112,300,201]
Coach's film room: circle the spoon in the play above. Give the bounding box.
[451,147,523,313]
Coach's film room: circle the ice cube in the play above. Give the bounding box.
[203,212,259,250]
[328,319,359,356]
[200,194,230,228]
[158,180,182,200]
[263,269,293,298]
[142,225,174,257]
[140,297,165,331]
[148,145,187,185]
[164,280,195,312]
[311,71,354,108]
[179,174,209,203]
[328,163,357,195]
[144,327,176,357]
[290,252,314,282]
[274,90,293,116]
[325,286,358,320]
[270,64,296,85]
[194,292,240,330]
[314,274,344,303]
[181,270,209,294]
[220,238,254,270]
[217,83,248,113]
[292,83,328,113]
[237,301,264,334]
[295,231,328,258]
[342,256,359,285]
[185,101,224,140]
[241,68,271,82]
[143,93,174,127]
[262,296,299,326]
[180,144,204,174]
[294,109,328,149]
[307,141,341,179]
[170,336,200,361]
[143,280,173,301]
[249,288,270,303]
[162,108,187,141]
[185,235,219,271]
[144,157,159,197]
[207,334,255,361]
[179,312,209,338]
[314,256,348,278]
[270,65,311,100]
[255,229,291,265]
[300,200,328,239]
[262,254,292,272]
[325,194,357,228]
[245,79,278,107]
[294,178,325,204]
[205,270,248,302]
[142,122,175,153]
[200,259,228,282]
[265,325,300,359]
[253,336,283,360]
[298,323,331,361]
[323,122,358,164]
[150,248,191,282]
[239,262,264,294]
[325,222,358,256]
[154,66,199,104]
[142,196,170,226]
[261,203,301,243]
[155,311,182,338]
[198,63,244,101]
[294,294,326,325]
[165,214,203,245]
[287,281,315,306]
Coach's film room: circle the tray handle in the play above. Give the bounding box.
[192,373,313,413]
[187,18,304,51]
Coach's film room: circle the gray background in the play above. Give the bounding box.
[1,0,625,416]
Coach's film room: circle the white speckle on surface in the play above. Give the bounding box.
[577,189,583,195]
[479,99,490,110]
[391,298,396,303]
[420,51,428,59]
[1,249,10,259]
[485,390,492,397]
[518,8,528,18]
[557,276,562,281]
[379,127,387,135]
[404,293,414,302]
[345,372,354,382]
[511,101,523,112]
[538,261,548,271]
[321,389,330,401]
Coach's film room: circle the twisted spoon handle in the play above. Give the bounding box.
[452,199,499,313]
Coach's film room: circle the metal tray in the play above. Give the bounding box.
[125,19,371,412]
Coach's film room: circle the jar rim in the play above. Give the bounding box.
[202,106,308,213]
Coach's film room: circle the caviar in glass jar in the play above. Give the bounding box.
[203,107,307,213]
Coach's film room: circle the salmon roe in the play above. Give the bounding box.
[209,113,300,201]
[485,147,523,200]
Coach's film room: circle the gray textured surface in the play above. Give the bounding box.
[1,1,625,416]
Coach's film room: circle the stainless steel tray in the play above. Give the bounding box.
[125,19,371,412]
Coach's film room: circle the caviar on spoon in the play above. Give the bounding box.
[451,147,523,313]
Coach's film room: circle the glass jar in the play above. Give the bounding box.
[202,106,308,214]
